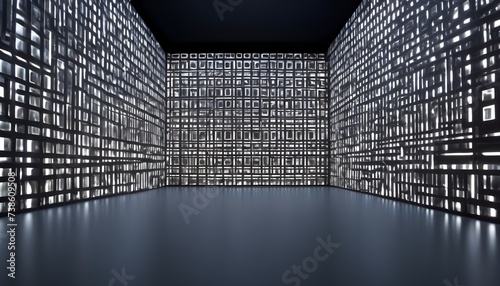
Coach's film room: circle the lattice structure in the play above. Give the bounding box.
[0,0,166,213]
[166,53,329,186]
[2,0,499,223]
[328,0,500,220]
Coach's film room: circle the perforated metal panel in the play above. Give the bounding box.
[0,0,166,213]
[328,0,500,220]
[166,53,329,186]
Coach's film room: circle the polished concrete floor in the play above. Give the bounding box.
[0,187,498,286]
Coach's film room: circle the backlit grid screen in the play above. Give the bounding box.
[328,0,500,219]
[166,53,329,186]
[0,0,166,213]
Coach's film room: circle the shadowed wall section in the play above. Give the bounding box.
[328,0,500,221]
[0,0,166,213]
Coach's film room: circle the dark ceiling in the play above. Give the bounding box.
[130,0,363,53]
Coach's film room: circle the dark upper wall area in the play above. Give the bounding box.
[131,0,363,53]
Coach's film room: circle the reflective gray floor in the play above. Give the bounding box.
[0,187,498,286]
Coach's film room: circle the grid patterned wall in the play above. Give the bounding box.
[166,53,329,186]
[0,0,166,213]
[328,0,500,221]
